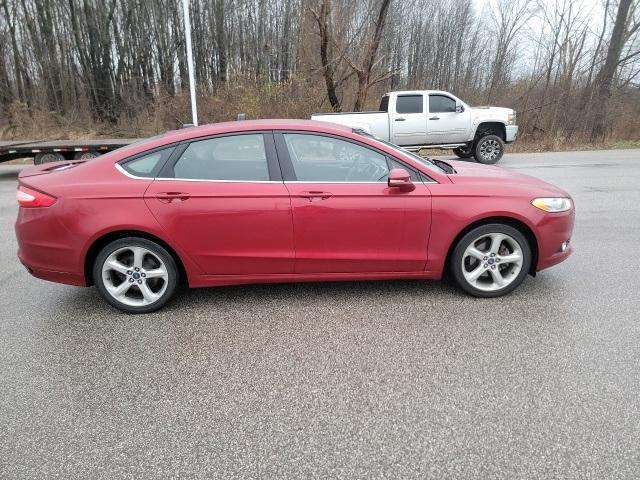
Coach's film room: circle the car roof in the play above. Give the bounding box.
[104,119,355,161]
[160,119,353,143]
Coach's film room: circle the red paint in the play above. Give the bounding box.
[14,119,574,289]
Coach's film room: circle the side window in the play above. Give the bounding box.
[388,158,419,181]
[396,95,423,114]
[429,95,456,113]
[120,147,174,178]
[283,134,389,182]
[379,95,389,112]
[172,134,269,181]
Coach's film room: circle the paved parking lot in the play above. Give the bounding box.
[1,150,639,479]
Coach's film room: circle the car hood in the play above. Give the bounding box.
[471,106,513,118]
[444,160,570,197]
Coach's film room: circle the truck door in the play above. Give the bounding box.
[425,94,471,144]
[390,94,428,146]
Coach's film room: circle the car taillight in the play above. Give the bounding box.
[16,185,57,208]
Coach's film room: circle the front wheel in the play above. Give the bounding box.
[450,224,531,297]
[474,135,504,164]
[93,237,179,313]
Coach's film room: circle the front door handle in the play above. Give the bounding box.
[395,117,406,122]
[429,116,440,120]
[155,192,190,203]
[299,191,332,201]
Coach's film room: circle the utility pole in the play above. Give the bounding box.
[182,0,198,126]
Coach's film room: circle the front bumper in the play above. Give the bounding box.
[505,125,518,143]
[535,208,575,272]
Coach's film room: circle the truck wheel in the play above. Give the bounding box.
[453,145,474,159]
[74,151,99,160]
[474,135,504,164]
[34,152,65,165]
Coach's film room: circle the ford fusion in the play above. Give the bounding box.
[15,120,574,313]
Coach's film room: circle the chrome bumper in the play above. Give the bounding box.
[505,125,518,143]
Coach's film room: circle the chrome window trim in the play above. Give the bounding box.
[155,177,280,183]
[115,165,436,185]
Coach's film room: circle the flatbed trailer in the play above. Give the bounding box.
[0,138,140,164]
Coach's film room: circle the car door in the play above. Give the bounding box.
[390,94,428,146]
[275,132,431,274]
[425,94,471,144]
[144,132,295,275]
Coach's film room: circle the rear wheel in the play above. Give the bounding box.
[474,134,504,164]
[453,145,474,159]
[450,224,531,297]
[93,237,178,313]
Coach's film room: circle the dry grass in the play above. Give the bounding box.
[2,80,639,155]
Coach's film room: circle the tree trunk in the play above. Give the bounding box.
[591,0,633,141]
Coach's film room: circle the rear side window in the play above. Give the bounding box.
[120,147,174,178]
[396,95,423,114]
[429,95,456,113]
[172,134,269,181]
[379,95,389,112]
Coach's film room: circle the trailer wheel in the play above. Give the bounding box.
[74,151,99,160]
[34,152,65,165]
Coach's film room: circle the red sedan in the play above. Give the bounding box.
[15,120,574,313]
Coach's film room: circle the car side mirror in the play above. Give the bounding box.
[388,168,415,192]
[456,103,464,113]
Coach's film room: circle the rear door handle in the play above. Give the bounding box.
[299,191,332,201]
[155,192,190,203]
[429,116,440,120]
[394,117,406,122]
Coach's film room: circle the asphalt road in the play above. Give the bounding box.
[1,149,639,479]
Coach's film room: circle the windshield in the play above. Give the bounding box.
[352,129,446,174]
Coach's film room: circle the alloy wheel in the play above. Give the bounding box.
[101,246,169,307]
[478,139,501,163]
[461,232,524,292]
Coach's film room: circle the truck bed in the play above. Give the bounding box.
[0,139,139,163]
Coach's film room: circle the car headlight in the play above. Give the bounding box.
[508,112,516,125]
[531,197,572,212]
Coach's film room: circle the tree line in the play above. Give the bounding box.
[0,0,639,144]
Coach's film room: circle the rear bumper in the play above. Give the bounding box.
[505,125,518,143]
[18,254,86,286]
[15,205,87,287]
[535,208,575,271]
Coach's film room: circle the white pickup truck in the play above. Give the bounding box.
[311,90,518,164]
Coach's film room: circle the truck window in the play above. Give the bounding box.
[429,95,456,113]
[379,95,389,112]
[396,95,423,114]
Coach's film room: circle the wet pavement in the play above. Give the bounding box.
[1,149,639,478]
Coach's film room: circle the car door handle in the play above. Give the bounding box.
[298,191,332,201]
[394,117,406,122]
[429,116,440,120]
[155,192,190,203]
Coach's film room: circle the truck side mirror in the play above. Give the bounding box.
[456,104,464,113]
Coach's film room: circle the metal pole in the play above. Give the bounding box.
[182,0,198,126]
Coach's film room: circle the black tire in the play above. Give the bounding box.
[74,151,100,160]
[453,145,474,159]
[474,134,504,164]
[34,152,65,165]
[93,237,179,313]
[450,223,531,298]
